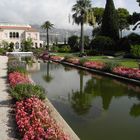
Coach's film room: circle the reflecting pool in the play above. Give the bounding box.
[31,62,140,140]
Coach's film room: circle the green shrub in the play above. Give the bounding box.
[8,60,27,74]
[79,58,89,65]
[10,84,45,101]
[103,61,121,72]
[50,45,59,52]
[90,36,116,53]
[130,45,140,57]
[0,48,6,55]
[64,55,73,61]
[58,45,71,53]
[127,33,140,45]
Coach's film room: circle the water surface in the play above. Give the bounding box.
[31,62,140,140]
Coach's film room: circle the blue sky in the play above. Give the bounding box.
[0,0,139,29]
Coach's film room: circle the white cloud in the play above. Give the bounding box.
[0,0,139,29]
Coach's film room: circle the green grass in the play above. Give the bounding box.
[53,53,139,68]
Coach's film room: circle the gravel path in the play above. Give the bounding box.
[0,56,17,140]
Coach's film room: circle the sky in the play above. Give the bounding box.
[0,0,139,29]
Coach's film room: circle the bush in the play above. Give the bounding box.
[0,48,6,55]
[64,55,73,61]
[127,33,140,45]
[50,45,59,52]
[90,36,116,54]
[8,61,26,74]
[103,61,121,72]
[130,45,140,57]
[68,35,79,51]
[58,45,71,53]
[79,58,89,65]
[117,37,131,52]
[10,84,45,101]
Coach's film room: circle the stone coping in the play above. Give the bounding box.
[44,98,80,140]
[52,60,140,86]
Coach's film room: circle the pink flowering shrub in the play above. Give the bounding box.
[66,58,80,65]
[50,56,64,61]
[8,72,31,87]
[113,67,140,79]
[16,97,69,140]
[83,61,105,69]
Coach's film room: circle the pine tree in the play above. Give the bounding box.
[100,0,119,41]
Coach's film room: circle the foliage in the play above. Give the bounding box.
[130,45,140,57]
[79,58,89,65]
[129,12,140,25]
[103,61,121,72]
[100,0,119,41]
[92,7,104,25]
[31,47,46,58]
[10,84,45,101]
[0,48,7,55]
[84,36,90,50]
[15,97,69,140]
[8,60,27,74]
[41,21,54,49]
[127,33,140,45]
[50,45,59,52]
[8,42,14,52]
[72,0,95,54]
[21,38,33,52]
[137,0,140,6]
[90,36,115,53]
[1,40,9,49]
[117,37,131,52]
[117,8,130,37]
[68,35,79,51]
[58,45,71,53]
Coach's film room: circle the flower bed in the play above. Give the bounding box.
[8,72,31,87]
[8,58,69,140]
[66,58,80,65]
[50,56,64,61]
[83,61,105,70]
[113,67,140,79]
[16,97,68,140]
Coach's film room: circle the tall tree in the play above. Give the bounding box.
[92,7,104,25]
[137,0,140,6]
[41,21,54,50]
[117,8,130,38]
[100,0,119,41]
[72,0,95,55]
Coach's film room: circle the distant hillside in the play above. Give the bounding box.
[31,24,93,43]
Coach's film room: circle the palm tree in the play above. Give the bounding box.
[72,0,95,55]
[41,21,54,50]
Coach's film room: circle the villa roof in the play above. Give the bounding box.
[0,26,38,32]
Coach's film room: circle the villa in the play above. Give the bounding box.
[0,23,43,51]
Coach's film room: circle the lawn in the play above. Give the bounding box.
[53,53,139,68]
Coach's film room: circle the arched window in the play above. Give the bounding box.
[13,32,16,38]
[16,32,19,38]
[15,42,19,49]
[9,32,12,38]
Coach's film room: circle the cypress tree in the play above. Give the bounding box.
[100,0,119,41]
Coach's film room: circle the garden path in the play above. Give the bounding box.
[0,56,17,140]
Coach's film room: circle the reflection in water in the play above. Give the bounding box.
[130,103,140,117]
[71,70,92,115]
[43,61,53,83]
[31,62,140,140]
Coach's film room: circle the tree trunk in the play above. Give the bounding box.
[80,22,84,55]
[47,29,49,50]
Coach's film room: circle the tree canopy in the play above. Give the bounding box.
[117,8,130,37]
[100,0,119,41]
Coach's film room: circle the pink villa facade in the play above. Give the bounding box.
[0,23,43,51]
